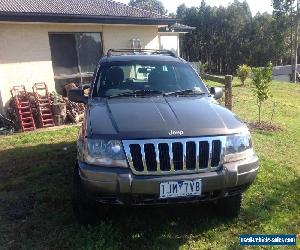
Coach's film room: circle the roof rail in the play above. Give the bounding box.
[107,49,177,58]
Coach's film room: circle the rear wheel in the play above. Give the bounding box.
[72,163,101,225]
[215,193,243,218]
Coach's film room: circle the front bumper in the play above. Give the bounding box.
[78,155,259,205]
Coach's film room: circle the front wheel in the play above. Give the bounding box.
[215,193,243,218]
[72,163,103,225]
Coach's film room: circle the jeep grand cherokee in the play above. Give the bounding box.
[68,49,259,225]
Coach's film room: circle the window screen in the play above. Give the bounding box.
[49,33,103,76]
[49,34,79,75]
[77,33,102,73]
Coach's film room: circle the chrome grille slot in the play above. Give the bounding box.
[211,140,222,167]
[199,141,209,168]
[123,137,225,175]
[186,141,196,170]
[172,142,183,170]
[158,143,171,171]
[129,144,143,172]
[144,143,157,171]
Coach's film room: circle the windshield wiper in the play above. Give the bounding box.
[108,89,163,99]
[164,89,205,97]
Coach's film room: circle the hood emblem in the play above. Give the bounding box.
[169,130,184,136]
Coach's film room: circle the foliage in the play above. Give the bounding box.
[178,0,292,73]
[129,0,166,15]
[199,61,208,75]
[272,0,296,15]
[251,63,273,123]
[237,64,251,86]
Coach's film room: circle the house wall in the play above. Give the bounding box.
[158,33,180,56]
[102,25,159,51]
[0,22,159,114]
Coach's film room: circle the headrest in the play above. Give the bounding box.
[106,67,124,85]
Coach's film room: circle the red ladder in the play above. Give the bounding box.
[33,82,55,128]
[10,85,36,132]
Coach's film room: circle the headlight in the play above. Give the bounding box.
[224,132,254,163]
[78,139,128,167]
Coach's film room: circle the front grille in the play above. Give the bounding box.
[123,137,225,175]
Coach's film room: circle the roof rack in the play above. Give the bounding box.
[107,49,177,58]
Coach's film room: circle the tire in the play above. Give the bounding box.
[215,193,243,218]
[72,163,99,225]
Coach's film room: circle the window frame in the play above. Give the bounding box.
[48,32,104,82]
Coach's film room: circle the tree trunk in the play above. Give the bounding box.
[258,102,262,124]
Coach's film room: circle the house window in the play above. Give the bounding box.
[49,32,103,94]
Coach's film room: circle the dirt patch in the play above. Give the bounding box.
[247,121,284,132]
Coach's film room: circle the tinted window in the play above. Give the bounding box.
[94,62,207,97]
[77,33,102,73]
[49,33,103,76]
[49,34,79,75]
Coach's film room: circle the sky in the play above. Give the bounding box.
[117,0,273,16]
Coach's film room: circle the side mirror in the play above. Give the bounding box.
[68,88,88,104]
[210,87,223,100]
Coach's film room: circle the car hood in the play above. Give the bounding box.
[87,96,247,139]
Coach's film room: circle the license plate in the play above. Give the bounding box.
[159,179,202,199]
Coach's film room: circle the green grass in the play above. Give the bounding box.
[0,79,299,249]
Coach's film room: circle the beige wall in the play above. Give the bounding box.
[0,22,159,113]
[102,25,159,51]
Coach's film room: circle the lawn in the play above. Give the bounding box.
[0,79,299,249]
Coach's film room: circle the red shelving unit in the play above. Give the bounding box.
[10,85,36,132]
[32,82,55,128]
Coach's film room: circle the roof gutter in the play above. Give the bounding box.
[0,12,178,25]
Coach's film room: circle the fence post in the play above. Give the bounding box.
[224,75,233,110]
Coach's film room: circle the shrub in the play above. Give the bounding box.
[237,64,251,86]
[251,62,273,123]
[199,62,208,75]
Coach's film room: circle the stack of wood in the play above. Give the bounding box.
[65,97,85,123]
[50,94,85,124]
[50,94,66,126]
[7,98,20,130]
[7,83,85,131]
[50,84,85,124]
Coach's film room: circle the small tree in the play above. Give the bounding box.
[237,64,251,86]
[251,62,273,123]
[199,62,208,76]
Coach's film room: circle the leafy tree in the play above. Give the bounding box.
[129,0,167,15]
[250,13,275,66]
[176,3,187,19]
[177,0,295,73]
[199,62,208,75]
[272,0,296,15]
[272,0,296,64]
[237,64,251,86]
[251,63,273,123]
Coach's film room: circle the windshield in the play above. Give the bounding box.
[93,61,208,97]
